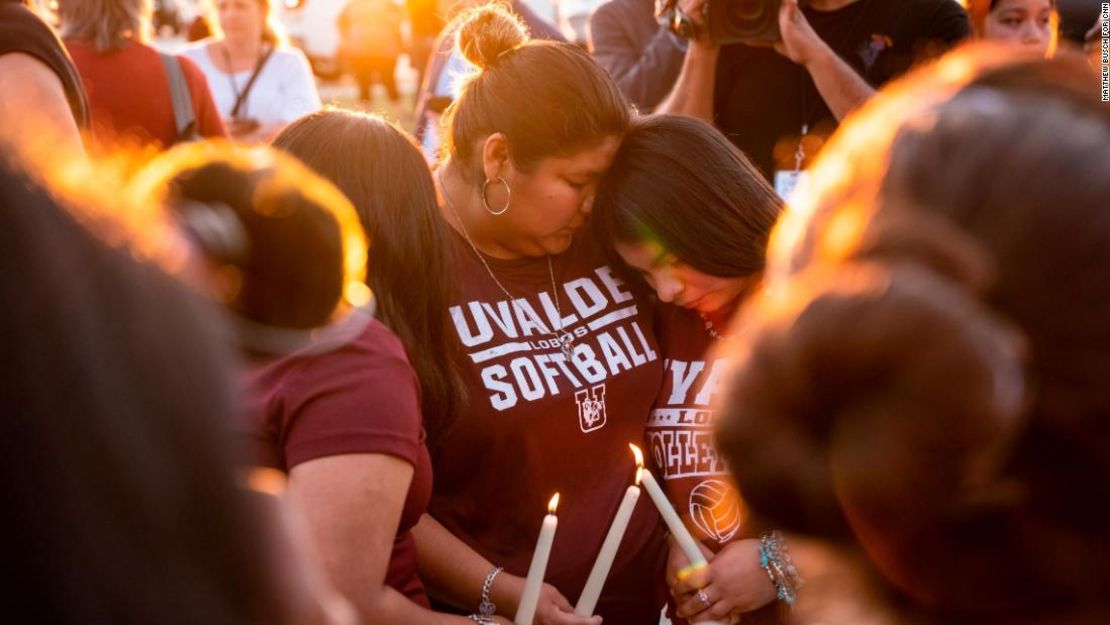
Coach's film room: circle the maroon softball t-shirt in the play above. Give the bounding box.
[648,304,746,554]
[244,319,432,608]
[430,232,669,623]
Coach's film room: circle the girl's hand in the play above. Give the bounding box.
[672,539,777,621]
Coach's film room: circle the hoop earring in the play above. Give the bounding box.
[481,176,511,216]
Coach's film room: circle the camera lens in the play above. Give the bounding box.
[725,0,773,27]
[709,0,780,44]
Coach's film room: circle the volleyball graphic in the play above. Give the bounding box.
[688,479,741,543]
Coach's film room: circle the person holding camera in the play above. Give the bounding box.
[657,0,969,194]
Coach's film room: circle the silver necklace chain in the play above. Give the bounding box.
[438,171,575,359]
[698,311,744,341]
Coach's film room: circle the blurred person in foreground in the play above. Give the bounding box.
[58,0,226,149]
[0,0,87,157]
[0,150,348,625]
[132,141,510,625]
[715,45,1110,625]
[184,0,320,142]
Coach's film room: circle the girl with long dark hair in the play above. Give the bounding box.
[592,114,785,625]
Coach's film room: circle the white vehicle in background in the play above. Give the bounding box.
[277,0,347,78]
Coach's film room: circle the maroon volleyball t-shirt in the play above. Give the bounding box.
[430,233,669,623]
[245,319,432,607]
[647,304,745,554]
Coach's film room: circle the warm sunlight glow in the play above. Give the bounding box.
[345,281,373,309]
[243,467,286,496]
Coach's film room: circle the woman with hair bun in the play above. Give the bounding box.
[715,46,1110,624]
[422,4,669,624]
[592,114,785,625]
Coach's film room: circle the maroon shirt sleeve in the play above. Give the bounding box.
[177,54,227,139]
[277,325,424,470]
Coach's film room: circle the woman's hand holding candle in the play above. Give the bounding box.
[532,585,601,625]
[670,539,776,621]
[491,575,596,625]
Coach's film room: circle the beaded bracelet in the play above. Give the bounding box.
[758,531,804,605]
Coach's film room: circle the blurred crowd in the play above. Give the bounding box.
[1,1,1109,625]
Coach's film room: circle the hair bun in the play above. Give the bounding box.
[455,3,529,70]
[715,262,1027,529]
[716,261,1028,604]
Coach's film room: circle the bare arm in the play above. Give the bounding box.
[774,0,873,121]
[653,0,719,119]
[286,454,474,625]
[0,52,84,159]
[653,41,719,120]
[412,513,509,612]
[802,44,873,121]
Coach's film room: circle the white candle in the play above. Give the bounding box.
[629,444,708,572]
[515,493,560,625]
[574,482,641,615]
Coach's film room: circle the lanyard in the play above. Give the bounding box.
[792,0,871,172]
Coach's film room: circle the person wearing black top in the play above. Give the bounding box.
[0,0,88,155]
[657,0,969,188]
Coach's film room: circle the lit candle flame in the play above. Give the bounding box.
[548,492,560,514]
[629,443,644,469]
[634,467,643,486]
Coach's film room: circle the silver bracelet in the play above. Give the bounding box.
[478,566,504,617]
[758,531,804,605]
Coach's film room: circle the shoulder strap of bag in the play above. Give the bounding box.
[230,46,275,119]
[160,52,197,143]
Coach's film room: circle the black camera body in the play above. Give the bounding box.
[708,0,781,44]
[659,0,781,45]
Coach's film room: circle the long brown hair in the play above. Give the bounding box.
[593,114,783,279]
[273,109,466,447]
